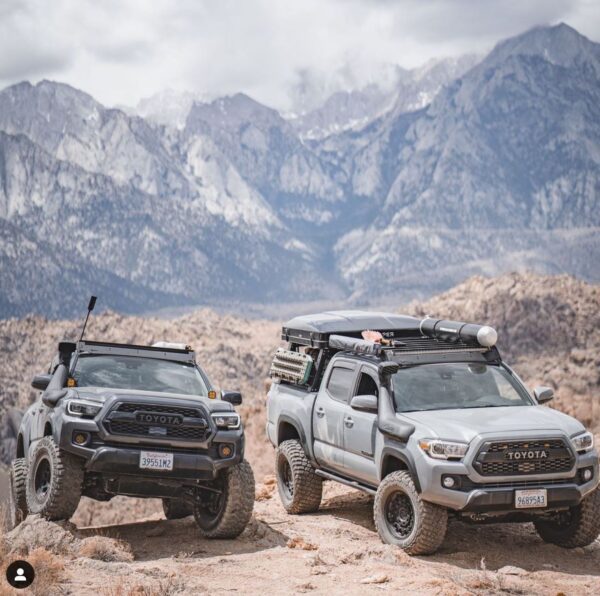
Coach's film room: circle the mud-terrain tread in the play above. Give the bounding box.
[7,458,28,529]
[374,470,448,555]
[26,436,84,521]
[276,439,323,514]
[194,460,255,539]
[534,487,600,548]
[162,498,193,520]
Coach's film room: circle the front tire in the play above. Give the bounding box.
[162,498,193,520]
[25,437,84,521]
[534,487,600,548]
[374,471,448,555]
[193,460,255,538]
[276,440,323,514]
[7,458,28,530]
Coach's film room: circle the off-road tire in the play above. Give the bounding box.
[26,436,84,521]
[374,471,448,555]
[7,458,28,530]
[162,498,193,520]
[534,487,600,548]
[193,460,255,538]
[276,439,323,514]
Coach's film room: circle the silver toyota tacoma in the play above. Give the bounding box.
[266,311,599,555]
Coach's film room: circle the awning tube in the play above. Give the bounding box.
[420,318,498,347]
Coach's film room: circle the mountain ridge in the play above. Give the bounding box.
[0,24,599,317]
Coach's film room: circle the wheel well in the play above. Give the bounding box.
[278,421,300,445]
[381,455,409,478]
[16,434,25,458]
[44,422,53,437]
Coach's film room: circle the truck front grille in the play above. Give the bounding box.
[474,438,574,477]
[104,402,211,442]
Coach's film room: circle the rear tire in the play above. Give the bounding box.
[193,460,255,538]
[276,439,322,514]
[7,458,28,530]
[162,498,193,520]
[374,471,448,555]
[534,487,600,548]
[25,437,84,521]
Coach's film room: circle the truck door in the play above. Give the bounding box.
[312,360,357,474]
[342,367,379,485]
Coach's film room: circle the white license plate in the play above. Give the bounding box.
[139,451,173,471]
[515,488,547,509]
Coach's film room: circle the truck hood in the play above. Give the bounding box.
[71,387,233,412]
[401,405,586,442]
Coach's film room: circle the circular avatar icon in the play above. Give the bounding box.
[6,560,35,589]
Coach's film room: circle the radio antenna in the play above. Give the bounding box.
[79,295,97,342]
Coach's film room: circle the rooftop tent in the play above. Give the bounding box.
[282,310,422,348]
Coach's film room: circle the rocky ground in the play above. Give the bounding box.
[0,273,599,594]
[1,481,599,596]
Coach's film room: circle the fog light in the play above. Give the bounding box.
[219,444,234,458]
[583,468,593,482]
[442,476,456,489]
[73,432,90,446]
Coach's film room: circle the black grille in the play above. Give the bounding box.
[105,402,210,442]
[486,439,565,452]
[109,420,208,440]
[116,403,201,417]
[475,439,574,477]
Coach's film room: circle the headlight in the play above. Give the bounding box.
[419,439,469,460]
[67,399,102,418]
[572,432,594,453]
[211,412,241,430]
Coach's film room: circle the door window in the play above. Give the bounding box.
[356,372,378,398]
[327,366,355,402]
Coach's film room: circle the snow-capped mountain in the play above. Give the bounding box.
[129,89,212,130]
[288,55,480,140]
[0,24,598,317]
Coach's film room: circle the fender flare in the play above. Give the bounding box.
[379,446,421,492]
[277,414,314,460]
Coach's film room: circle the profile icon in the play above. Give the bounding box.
[6,560,35,589]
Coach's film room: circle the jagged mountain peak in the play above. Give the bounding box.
[488,22,600,70]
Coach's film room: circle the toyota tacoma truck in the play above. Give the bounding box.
[266,311,599,555]
[9,338,255,537]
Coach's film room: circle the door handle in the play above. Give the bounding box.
[316,407,325,418]
[344,417,354,428]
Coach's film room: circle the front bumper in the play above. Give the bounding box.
[58,414,244,480]
[415,447,599,513]
[86,444,242,479]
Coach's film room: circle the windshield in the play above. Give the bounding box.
[392,363,532,412]
[72,355,208,396]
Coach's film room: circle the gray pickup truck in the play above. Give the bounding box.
[9,338,254,538]
[266,311,599,555]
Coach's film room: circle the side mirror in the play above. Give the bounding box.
[222,390,242,406]
[32,374,52,391]
[534,386,554,404]
[350,394,378,413]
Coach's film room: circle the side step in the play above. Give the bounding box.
[315,469,377,495]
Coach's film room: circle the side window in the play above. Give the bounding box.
[356,372,378,398]
[327,366,355,402]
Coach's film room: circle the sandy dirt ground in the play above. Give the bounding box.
[3,481,593,596]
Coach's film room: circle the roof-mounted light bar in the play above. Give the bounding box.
[419,318,498,348]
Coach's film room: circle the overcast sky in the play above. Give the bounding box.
[0,0,599,111]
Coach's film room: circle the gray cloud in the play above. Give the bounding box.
[0,0,598,110]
